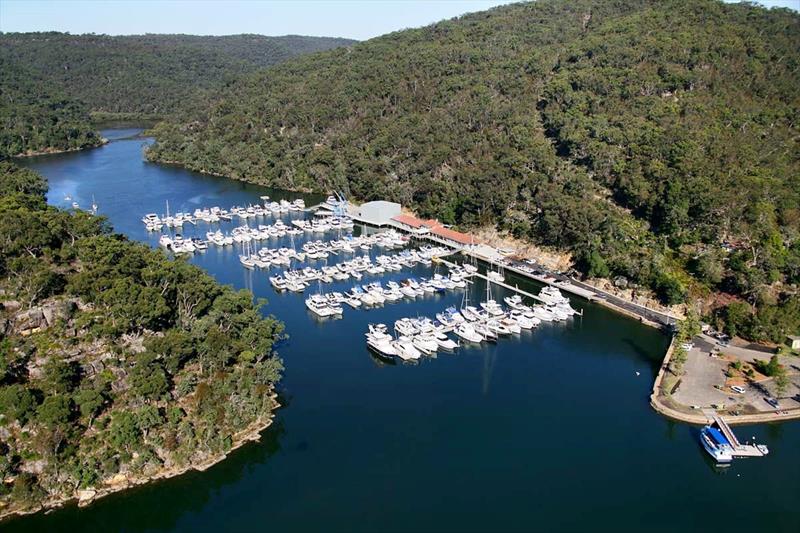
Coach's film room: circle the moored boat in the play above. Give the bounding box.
[700,426,733,463]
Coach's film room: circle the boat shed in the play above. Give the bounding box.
[352,201,401,226]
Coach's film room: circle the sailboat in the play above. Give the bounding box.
[480,279,505,316]
[239,241,256,269]
[91,195,98,214]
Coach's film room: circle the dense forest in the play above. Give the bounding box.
[0,162,284,515]
[0,58,102,158]
[0,32,354,158]
[0,33,355,116]
[147,0,800,342]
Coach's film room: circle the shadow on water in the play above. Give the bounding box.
[621,336,664,375]
[3,420,286,533]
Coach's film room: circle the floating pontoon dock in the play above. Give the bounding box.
[703,411,769,458]
[433,257,583,315]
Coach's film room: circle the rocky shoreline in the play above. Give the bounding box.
[0,393,280,522]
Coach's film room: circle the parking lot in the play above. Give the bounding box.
[672,333,800,412]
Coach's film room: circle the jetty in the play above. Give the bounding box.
[703,410,769,458]
[433,256,584,314]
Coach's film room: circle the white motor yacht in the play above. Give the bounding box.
[305,295,343,317]
[412,334,438,355]
[480,299,505,316]
[394,318,419,336]
[454,323,483,343]
[393,337,422,361]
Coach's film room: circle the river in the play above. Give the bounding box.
[7,130,799,532]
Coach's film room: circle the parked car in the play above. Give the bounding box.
[765,397,779,408]
[731,385,746,394]
[680,342,694,351]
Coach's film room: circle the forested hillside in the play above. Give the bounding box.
[0,162,284,516]
[0,33,355,116]
[0,58,102,158]
[147,0,800,341]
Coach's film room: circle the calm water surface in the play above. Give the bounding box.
[9,132,800,532]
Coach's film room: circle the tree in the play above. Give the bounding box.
[654,272,687,306]
[36,395,74,428]
[42,357,81,394]
[74,387,107,425]
[719,301,752,338]
[5,256,66,308]
[774,373,790,397]
[129,352,170,401]
[135,405,163,440]
[108,411,140,452]
[10,472,44,505]
[0,384,39,426]
[577,249,610,279]
[145,329,196,374]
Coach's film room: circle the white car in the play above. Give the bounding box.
[680,342,694,351]
[731,385,746,394]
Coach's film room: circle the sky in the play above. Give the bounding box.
[0,0,797,41]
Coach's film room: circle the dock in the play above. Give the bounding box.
[434,256,583,314]
[703,411,769,458]
[309,199,679,328]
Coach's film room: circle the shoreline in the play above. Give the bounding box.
[146,156,316,194]
[0,393,280,523]
[13,139,109,159]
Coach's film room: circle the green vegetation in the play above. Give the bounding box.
[0,57,102,158]
[753,355,783,378]
[0,163,284,515]
[144,0,799,342]
[0,33,355,116]
[0,33,354,158]
[670,310,701,373]
[752,355,790,396]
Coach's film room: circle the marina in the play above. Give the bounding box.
[11,129,800,533]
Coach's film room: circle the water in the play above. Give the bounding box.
[9,131,800,532]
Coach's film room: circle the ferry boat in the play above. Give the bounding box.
[700,425,734,463]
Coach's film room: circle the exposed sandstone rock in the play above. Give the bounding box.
[13,299,77,333]
[77,489,97,505]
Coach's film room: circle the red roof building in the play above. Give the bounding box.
[391,214,426,228]
[430,226,473,245]
[391,214,476,246]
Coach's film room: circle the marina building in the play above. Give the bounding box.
[351,200,401,226]
[390,214,474,248]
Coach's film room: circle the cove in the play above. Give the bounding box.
[7,131,800,532]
